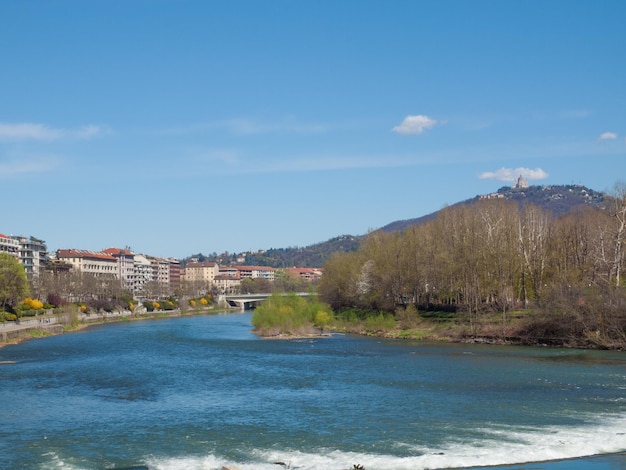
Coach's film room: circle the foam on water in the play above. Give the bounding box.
[137,413,626,470]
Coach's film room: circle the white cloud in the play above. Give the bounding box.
[0,157,60,178]
[479,167,549,182]
[71,125,111,139]
[162,117,331,136]
[0,122,110,141]
[0,123,61,141]
[598,131,618,141]
[392,115,439,135]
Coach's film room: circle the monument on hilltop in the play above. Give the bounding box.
[514,175,529,189]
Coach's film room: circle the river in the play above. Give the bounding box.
[0,312,625,469]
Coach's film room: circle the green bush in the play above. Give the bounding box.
[0,312,18,322]
[252,293,333,335]
[162,300,177,311]
[15,305,38,317]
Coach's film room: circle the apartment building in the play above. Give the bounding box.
[56,249,118,277]
[13,236,47,278]
[103,247,136,290]
[0,233,20,258]
[213,274,241,294]
[168,258,181,292]
[183,261,220,285]
[0,233,48,278]
[234,266,275,281]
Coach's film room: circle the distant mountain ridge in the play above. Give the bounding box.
[188,184,607,268]
[380,184,607,233]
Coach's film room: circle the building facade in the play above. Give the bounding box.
[13,236,48,278]
[56,249,118,277]
[0,233,20,258]
[183,261,220,285]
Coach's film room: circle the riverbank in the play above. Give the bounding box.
[329,308,626,351]
[4,305,625,352]
[0,306,233,350]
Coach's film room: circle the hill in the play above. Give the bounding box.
[244,235,362,268]
[185,184,607,268]
[379,184,607,233]
[182,235,362,269]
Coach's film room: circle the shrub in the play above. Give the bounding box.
[23,298,44,310]
[0,312,18,322]
[252,293,333,336]
[396,304,421,329]
[89,299,117,313]
[46,293,65,307]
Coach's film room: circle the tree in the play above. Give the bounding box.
[0,253,30,311]
[609,182,626,287]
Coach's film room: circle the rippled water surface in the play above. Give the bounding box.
[1,313,625,469]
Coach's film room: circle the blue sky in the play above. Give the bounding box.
[1,1,625,260]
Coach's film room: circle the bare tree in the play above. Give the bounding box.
[609,182,626,287]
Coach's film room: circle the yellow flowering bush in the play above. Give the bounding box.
[23,298,44,310]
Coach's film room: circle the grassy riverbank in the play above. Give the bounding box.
[330,305,626,350]
[252,296,626,350]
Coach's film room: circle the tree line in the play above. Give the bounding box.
[318,183,626,348]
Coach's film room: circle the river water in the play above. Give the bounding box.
[1,313,625,470]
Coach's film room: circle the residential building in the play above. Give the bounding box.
[103,247,136,291]
[235,266,275,281]
[0,233,20,258]
[133,254,152,296]
[56,249,118,277]
[183,261,220,285]
[12,236,48,278]
[168,258,181,292]
[218,266,240,278]
[213,274,241,294]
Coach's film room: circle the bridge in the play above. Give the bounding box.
[220,292,314,310]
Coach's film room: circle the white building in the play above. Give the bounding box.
[133,254,153,295]
[0,233,20,258]
[103,247,136,291]
[13,236,47,278]
[56,249,118,277]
